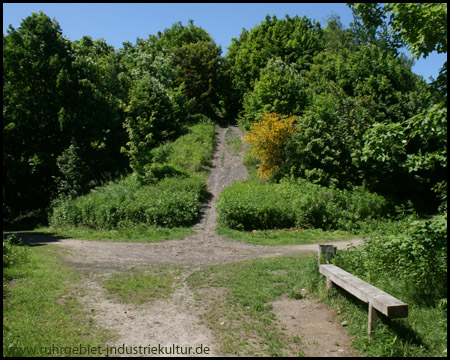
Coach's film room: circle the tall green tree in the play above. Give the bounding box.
[3,12,131,222]
[159,20,223,118]
[348,3,447,95]
[119,35,188,179]
[122,73,186,179]
[54,36,130,200]
[173,39,222,118]
[120,20,222,179]
[240,58,307,129]
[323,14,356,53]
[281,45,430,201]
[226,14,324,115]
[157,19,212,49]
[3,12,76,218]
[349,2,447,210]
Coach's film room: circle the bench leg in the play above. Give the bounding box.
[326,277,333,291]
[368,303,380,336]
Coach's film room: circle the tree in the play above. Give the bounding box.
[157,19,213,49]
[3,12,131,223]
[119,20,223,180]
[323,14,356,53]
[3,12,76,218]
[348,3,447,96]
[54,36,130,200]
[122,73,186,179]
[156,20,223,118]
[240,58,307,129]
[173,40,222,118]
[349,3,447,210]
[226,14,324,116]
[281,44,430,198]
[119,34,189,180]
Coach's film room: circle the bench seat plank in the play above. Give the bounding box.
[319,264,408,318]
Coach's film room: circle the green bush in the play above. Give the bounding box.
[50,174,207,229]
[217,178,390,231]
[3,234,29,268]
[333,214,447,305]
[217,181,296,230]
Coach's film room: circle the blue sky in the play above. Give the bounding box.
[3,3,446,82]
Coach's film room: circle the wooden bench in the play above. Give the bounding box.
[318,245,408,335]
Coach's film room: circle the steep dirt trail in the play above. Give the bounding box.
[10,124,361,356]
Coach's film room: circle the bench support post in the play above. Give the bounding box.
[368,303,381,336]
[326,277,333,291]
[318,245,337,264]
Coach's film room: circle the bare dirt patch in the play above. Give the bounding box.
[78,270,218,357]
[271,297,359,357]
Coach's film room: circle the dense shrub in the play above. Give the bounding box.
[217,178,390,231]
[333,213,447,305]
[217,182,296,230]
[50,174,207,229]
[243,113,296,178]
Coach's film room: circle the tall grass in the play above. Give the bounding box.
[217,178,390,232]
[50,174,208,229]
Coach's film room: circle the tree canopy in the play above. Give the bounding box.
[3,6,447,225]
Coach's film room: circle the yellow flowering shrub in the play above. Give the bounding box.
[244,113,296,178]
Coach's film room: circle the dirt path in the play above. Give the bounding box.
[9,124,361,357]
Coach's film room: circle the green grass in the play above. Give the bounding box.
[216,224,360,246]
[3,245,114,357]
[4,236,445,357]
[165,122,217,173]
[34,226,194,243]
[187,255,315,356]
[102,266,177,304]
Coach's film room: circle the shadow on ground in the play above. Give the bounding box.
[3,231,70,247]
